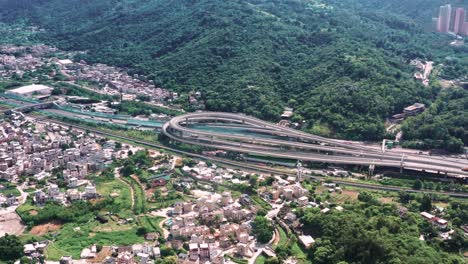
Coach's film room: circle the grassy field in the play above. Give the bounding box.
[0,186,21,197]
[45,221,144,260]
[16,198,38,218]
[122,176,146,214]
[138,216,164,235]
[291,241,309,264]
[96,178,133,217]
[226,255,248,264]
[251,195,272,210]
[147,197,185,210]
[277,227,288,248]
[0,181,21,197]
[254,255,266,264]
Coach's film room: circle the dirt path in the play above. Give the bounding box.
[148,209,170,239]
[272,228,280,246]
[159,218,169,239]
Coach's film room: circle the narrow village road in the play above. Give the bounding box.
[149,209,171,239]
[0,183,28,236]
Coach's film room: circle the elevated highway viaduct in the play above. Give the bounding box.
[163,112,468,179]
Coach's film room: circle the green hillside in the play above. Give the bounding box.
[0,0,466,143]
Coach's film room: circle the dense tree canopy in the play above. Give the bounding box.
[300,198,466,264]
[0,234,24,262]
[252,215,274,243]
[0,0,466,142]
[402,88,468,152]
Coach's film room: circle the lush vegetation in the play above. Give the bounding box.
[95,176,133,217]
[115,101,182,117]
[0,234,23,262]
[45,221,144,260]
[251,215,274,243]
[298,192,466,264]
[0,0,466,142]
[402,88,468,152]
[0,180,21,197]
[17,199,120,227]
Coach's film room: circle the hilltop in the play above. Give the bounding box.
[0,0,466,142]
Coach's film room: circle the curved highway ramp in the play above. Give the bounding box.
[163,112,468,179]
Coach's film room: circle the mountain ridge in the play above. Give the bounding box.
[0,0,466,143]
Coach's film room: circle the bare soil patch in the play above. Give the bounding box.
[341,190,359,199]
[89,247,112,263]
[30,221,63,236]
[29,210,38,216]
[272,228,280,246]
[379,197,394,204]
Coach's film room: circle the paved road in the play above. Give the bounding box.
[36,117,468,198]
[163,112,468,178]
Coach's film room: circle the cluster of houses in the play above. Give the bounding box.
[0,44,57,80]
[165,191,257,263]
[58,243,163,264]
[419,211,457,241]
[59,190,259,264]
[420,211,449,229]
[182,161,250,185]
[0,117,115,183]
[263,176,309,206]
[1,43,177,110]
[58,60,172,103]
[23,241,49,260]
[34,183,98,205]
[0,116,125,207]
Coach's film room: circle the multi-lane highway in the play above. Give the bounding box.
[27,117,466,198]
[163,112,468,178]
[8,101,468,179]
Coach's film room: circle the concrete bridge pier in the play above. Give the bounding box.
[369,164,375,176]
[400,155,405,174]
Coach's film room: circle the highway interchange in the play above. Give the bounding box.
[4,101,468,197]
[163,112,468,179]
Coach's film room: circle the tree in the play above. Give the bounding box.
[398,191,412,204]
[252,216,274,243]
[96,244,103,252]
[51,87,62,95]
[249,175,258,187]
[358,192,375,204]
[136,227,148,236]
[121,164,136,177]
[153,189,162,200]
[162,256,177,264]
[313,245,335,264]
[0,234,23,261]
[20,256,31,264]
[413,179,423,190]
[419,194,432,212]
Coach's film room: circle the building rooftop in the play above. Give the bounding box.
[404,103,425,112]
[298,235,315,248]
[6,84,52,94]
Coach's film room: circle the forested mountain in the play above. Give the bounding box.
[402,88,468,152]
[0,0,467,142]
